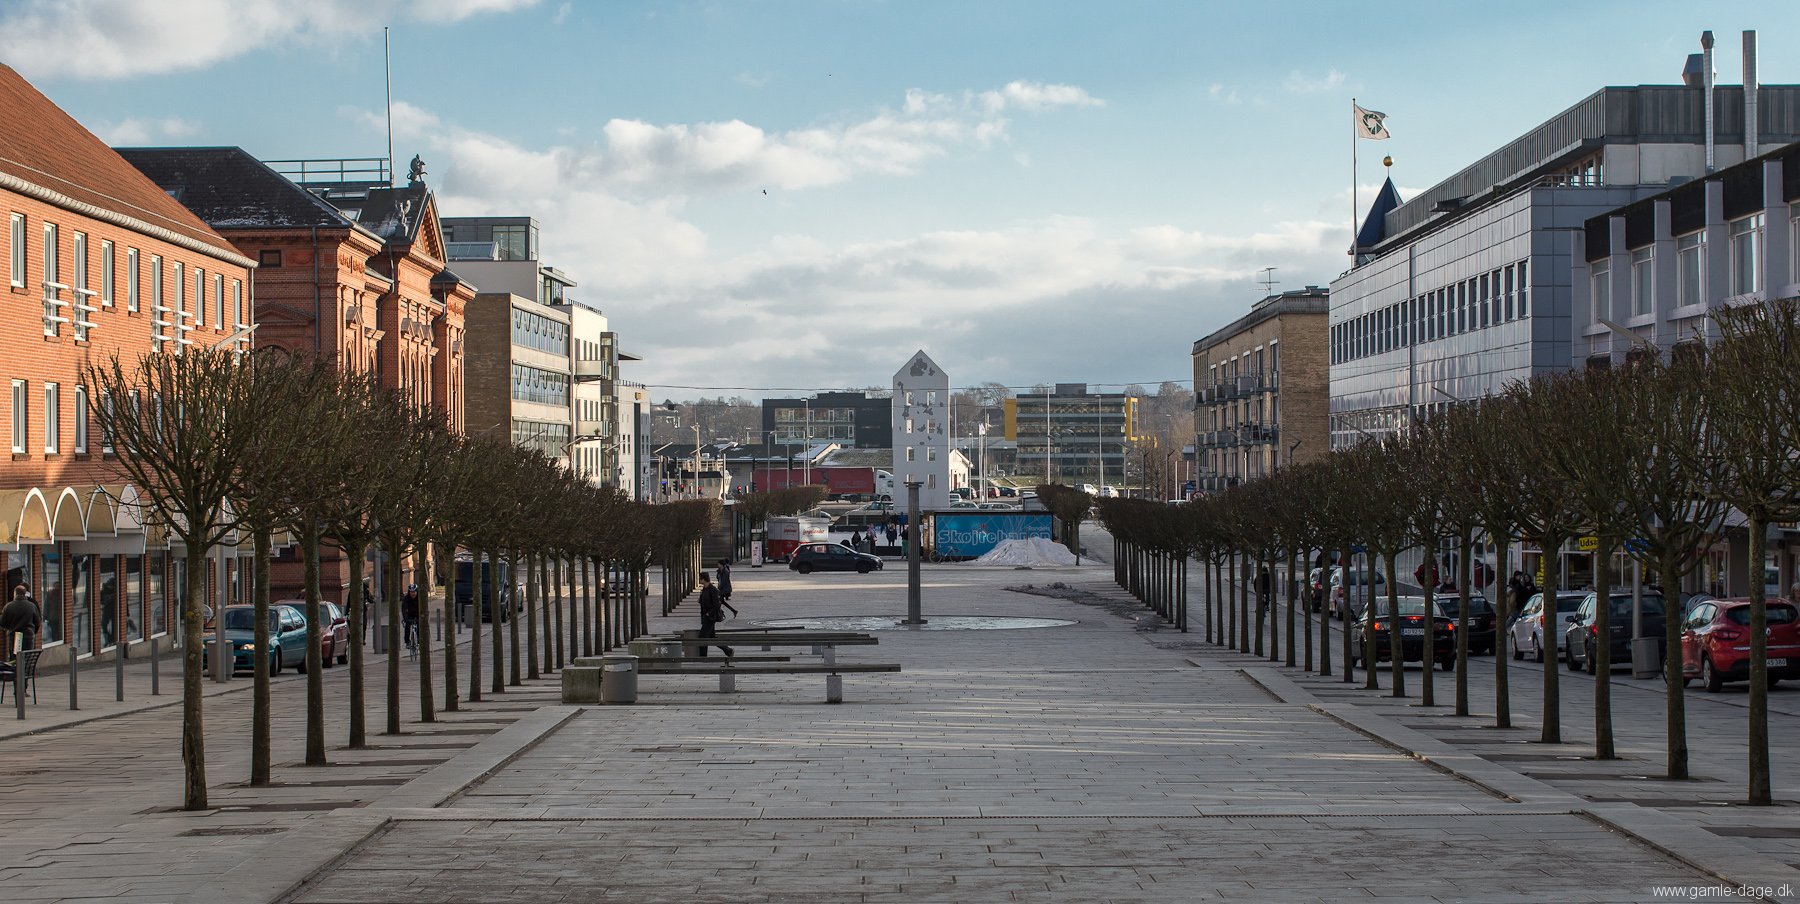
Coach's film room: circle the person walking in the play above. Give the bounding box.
[696,573,736,657]
[850,530,863,550]
[1256,567,1272,613]
[361,581,377,640]
[1,585,43,657]
[715,559,735,609]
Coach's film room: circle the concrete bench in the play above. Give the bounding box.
[637,662,901,704]
[665,631,879,663]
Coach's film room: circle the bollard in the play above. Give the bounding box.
[14,654,23,720]
[435,610,443,643]
[68,645,78,711]
[150,635,159,695]
[115,640,124,702]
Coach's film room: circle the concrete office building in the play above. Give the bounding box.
[762,391,893,450]
[464,292,573,465]
[1328,32,1800,446]
[1003,384,1141,489]
[1190,287,1330,492]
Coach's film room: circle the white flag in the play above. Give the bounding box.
[1354,103,1390,140]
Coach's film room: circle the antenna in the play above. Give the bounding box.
[1257,267,1280,298]
[384,26,395,188]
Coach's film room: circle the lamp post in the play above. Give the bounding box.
[1094,393,1104,494]
[802,398,812,486]
[691,424,701,499]
[901,478,926,626]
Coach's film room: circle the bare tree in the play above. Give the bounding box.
[88,348,259,810]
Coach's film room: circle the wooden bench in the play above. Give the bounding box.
[636,661,901,703]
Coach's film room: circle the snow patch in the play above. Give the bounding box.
[971,538,1078,567]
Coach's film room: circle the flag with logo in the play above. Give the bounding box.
[1353,103,1390,140]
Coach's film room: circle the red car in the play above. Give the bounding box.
[275,599,349,667]
[1680,597,1800,691]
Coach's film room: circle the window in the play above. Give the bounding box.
[927,447,937,461]
[100,391,114,454]
[1589,260,1610,321]
[43,382,58,454]
[150,255,166,351]
[126,248,139,312]
[1730,213,1763,295]
[232,280,243,328]
[212,273,223,326]
[73,385,86,454]
[194,267,205,326]
[100,240,114,306]
[71,232,90,340]
[1478,273,1489,328]
[172,262,185,352]
[1631,247,1653,316]
[905,447,915,462]
[42,222,60,337]
[1517,260,1529,317]
[10,380,25,454]
[258,249,281,268]
[7,213,21,287]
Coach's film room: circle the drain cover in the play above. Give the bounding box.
[180,827,287,837]
[758,616,1075,631]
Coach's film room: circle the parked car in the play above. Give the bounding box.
[977,502,1018,510]
[948,501,979,509]
[1348,596,1455,671]
[276,598,348,667]
[995,486,1018,497]
[1326,566,1390,621]
[202,604,309,676]
[1565,591,1668,674]
[1680,597,1800,691]
[1432,594,1498,655]
[788,542,884,574]
[1099,485,1120,498]
[1509,591,1586,662]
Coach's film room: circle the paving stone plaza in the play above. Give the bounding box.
[4,545,1800,903]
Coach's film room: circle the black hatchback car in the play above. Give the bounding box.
[1350,596,1456,671]
[1565,591,1666,673]
[1433,595,1498,656]
[788,542,884,575]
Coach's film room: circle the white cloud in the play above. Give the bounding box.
[1208,83,1242,105]
[1283,68,1347,93]
[734,71,770,89]
[96,116,200,145]
[0,0,537,81]
[977,81,1104,113]
[552,2,572,24]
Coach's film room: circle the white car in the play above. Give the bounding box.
[1509,591,1586,662]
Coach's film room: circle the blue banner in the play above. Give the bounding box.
[934,513,1054,558]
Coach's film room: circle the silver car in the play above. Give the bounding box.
[1508,591,1585,662]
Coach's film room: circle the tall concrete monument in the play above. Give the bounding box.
[891,350,951,511]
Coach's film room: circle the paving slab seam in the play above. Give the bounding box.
[379,810,1579,822]
[377,706,581,810]
[250,814,395,904]
[1235,662,1800,904]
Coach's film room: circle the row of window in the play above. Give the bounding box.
[1332,260,1530,365]
[512,418,571,459]
[1591,207,1800,323]
[512,307,568,355]
[1206,343,1278,393]
[10,212,243,348]
[3,548,186,656]
[9,379,101,456]
[510,363,570,407]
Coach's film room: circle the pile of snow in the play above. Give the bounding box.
[972,538,1078,567]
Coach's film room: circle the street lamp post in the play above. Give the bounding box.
[901,478,926,626]
[691,424,701,499]
[1094,394,1103,493]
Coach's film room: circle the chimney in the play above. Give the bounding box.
[1702,30,1716,173]
[1744,30,1759,159]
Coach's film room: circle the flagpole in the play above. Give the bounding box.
[1351,96,1358,259]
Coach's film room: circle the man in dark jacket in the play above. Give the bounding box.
[401,584,421,647]
[715,559,734,606]
[697,573,736,657]
[2,585,44,655]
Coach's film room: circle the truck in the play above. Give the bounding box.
[764,515,832,562]
[452,553,517,623]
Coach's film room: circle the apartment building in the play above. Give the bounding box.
[1190,287,1329,491]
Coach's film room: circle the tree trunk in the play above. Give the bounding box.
[180,542,208,811]
[525,553,540,680]
[507,548,522,687]
[469,546,484,703]
[1364,553,1380,691]
[1540,531,1563,744]
[1339,545,1353,683]
[1454,541,1473,713]
[346,537,368,748]
[417,541,435,723]
[1387,554,1405,698]
[1492,534,1512,729]
[251,526,273,784]
[492,547,506,695]
[581,556,593,657]
[442,541,459,713]
[1253,554,1266,658]
[1239,551,1251,652]
[1747,512,1771,805]
[301,522,326,765]
[1659,558,1686,779]
[1419,556,1437,708]
[1593,532,1614,760]
[384,535,402,736]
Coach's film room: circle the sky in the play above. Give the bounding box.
[4,0,1798,401]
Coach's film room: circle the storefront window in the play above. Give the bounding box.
[70,552,91,655]
[3,549,29,604]
[125,556,143,642]
[148,553,165,638]
[99,556,119,649]
[41,547,63,647]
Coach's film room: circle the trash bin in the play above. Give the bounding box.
[600,653,638,705]
[1632,636,1662,679]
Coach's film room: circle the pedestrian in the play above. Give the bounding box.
[696,573,737,657]
[1257,567,1272,613]
[851,530,863,549]
[1508,570,1533,616]
[715,558,734,607]
[1,585,43,658]
[401,584,420,646]
[885,522,897,546]
[361,581,377,638]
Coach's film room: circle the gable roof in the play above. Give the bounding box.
[0,64,247,264]
[116,146,359,230]
[1355,177,1402,250]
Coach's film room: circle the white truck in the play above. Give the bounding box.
[764,515,832,562]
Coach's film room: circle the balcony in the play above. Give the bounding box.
[574,356,615,381]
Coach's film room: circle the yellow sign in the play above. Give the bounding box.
[1577,536,1599,552]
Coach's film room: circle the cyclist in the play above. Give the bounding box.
[401,584,420,654]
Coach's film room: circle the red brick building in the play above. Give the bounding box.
[0,65,256,668]
[119,150,473,602]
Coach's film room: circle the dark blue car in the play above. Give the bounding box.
[202,604,309,675]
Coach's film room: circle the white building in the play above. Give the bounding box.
[891,350,951,510]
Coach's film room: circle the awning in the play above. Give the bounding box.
[0,488,53,550]
[49,486,89,542]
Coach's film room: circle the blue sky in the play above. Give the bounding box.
[5,0,1798,399]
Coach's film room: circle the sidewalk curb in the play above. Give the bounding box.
[1235,663,1800,904]
[380,705,581,810]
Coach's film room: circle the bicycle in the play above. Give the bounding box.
[404,620,419,659]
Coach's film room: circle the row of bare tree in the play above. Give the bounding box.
[86,348,717,811]
[1095,298,1800,807]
